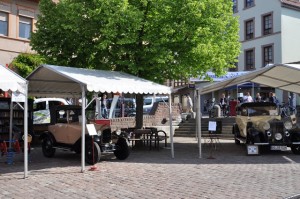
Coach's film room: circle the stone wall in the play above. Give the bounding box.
[110,102,182,131]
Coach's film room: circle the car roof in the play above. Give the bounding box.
[34,98,69,103]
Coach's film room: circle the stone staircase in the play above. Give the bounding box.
[174,117,236,138]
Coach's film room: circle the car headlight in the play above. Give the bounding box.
[275,133,283,140]
[262,122,270,130]
[284,121,293,130]
[116,129,121,135]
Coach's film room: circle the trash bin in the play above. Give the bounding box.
[229,100,238,116]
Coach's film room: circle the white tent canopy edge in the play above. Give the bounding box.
[27,64,173,173]
[0,64,29,178]
[196,63,300,158]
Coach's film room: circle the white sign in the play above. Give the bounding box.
[12,91,25,102]
[208,121,217,131]
[86,124,98,136]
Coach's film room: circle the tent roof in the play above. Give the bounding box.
[27,64,171,97]
[0,64,27,94]
[199,64,300,94]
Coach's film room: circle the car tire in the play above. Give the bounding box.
[291,145,300,155]
[42,136,56,158]
[232,125,240,145]
[114,137,130,160]
[85,142,101,165]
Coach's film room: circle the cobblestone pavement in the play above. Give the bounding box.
[1,137,300,199]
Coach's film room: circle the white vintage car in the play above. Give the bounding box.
[232,102,300,154]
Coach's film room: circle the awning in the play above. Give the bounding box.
[0,65,29,178]
[0,65,26,93]
[27,65,171,97]
[200,64,300,94]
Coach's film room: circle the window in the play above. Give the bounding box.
[245,19,254,40]
[263,14,273,35]
[233,0,238,13]
[245,49,255,70]
[245,0,254,8]
[229,62,238,71]
[263,45,273,67]
[0,12,8,36]
[19,16,32,39]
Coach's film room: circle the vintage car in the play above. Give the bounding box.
[232,102,300,154]
[40,105,130,165]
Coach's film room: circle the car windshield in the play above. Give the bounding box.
[143,98,152,105]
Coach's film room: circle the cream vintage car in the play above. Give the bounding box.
[40,105,130,165]
[232,102,300,154]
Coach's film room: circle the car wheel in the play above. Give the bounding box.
[85,142,101,165]
[233,125,240,145]
[114,137,130,160]
[291,145,300,155]
[42,136,56,158]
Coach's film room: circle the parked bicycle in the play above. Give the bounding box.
[279,100,297,118]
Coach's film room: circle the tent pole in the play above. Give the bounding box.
[9,99,13,148]
[24,83,29,178]
[197,90,202,158]
[168,94,174,158]
[81,85,86,173]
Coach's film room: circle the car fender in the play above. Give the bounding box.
[40,131,56,143]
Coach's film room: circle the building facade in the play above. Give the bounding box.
[233,0,300,71]
[0,0,40,66]
[231,0,300,105]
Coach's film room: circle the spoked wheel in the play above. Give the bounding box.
[291,145,300,155]
[42,136,56,157]
[114,138,130,160]
[85,142,101,165]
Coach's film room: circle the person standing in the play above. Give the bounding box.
[219,93,228,115]
[186,94,194,113]
[255,93,262,102]
[244,92,253,102]
[101,94,108,118]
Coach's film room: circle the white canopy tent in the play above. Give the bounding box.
[0,65,29,178]
[27,64,173,172]
[196,64,300,158]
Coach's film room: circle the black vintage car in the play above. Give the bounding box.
[232,102,300,154]
[40,105,130,165]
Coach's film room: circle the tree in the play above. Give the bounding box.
[31,0,240,83]
[31,0,240,127]
[10,53,45,78]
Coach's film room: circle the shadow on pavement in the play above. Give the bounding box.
[1,137,300,175]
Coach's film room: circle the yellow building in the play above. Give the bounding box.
[0,0,40,66]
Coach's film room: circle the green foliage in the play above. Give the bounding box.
[10,53,45,78]
[31,0,240,83]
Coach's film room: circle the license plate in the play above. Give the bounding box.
[270,145,287,151]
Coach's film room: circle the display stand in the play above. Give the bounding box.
[207,121,217,159]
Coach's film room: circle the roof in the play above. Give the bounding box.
[27,64,171,97]
[0,64,27,94]
[199,64,300,94]
[281,0,300,9]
